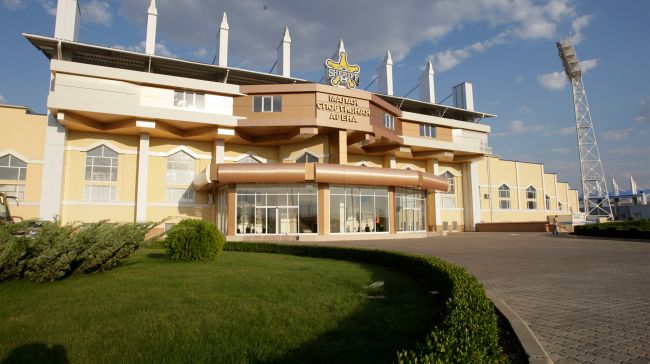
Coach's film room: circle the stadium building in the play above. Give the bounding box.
[0,0,579,240]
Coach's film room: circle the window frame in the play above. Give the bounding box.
[295,152,319,163]
[174,90,205,109]
[0,184,25,200]
[419,124,436,138]
[441,171,456,208]
[0,154,27,181]
[253,95,282,113]
[383,113,395,130]
[85,145,118,182]
[498,184,511,209]
[166,151,196,185]
[526,186,537,210]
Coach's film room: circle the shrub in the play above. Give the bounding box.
[223,242,504,363]
[0,220,155,283]
[574,219,650,239]
[166,219,224,261]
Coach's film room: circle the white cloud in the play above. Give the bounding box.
[193,48,210,59]
[571,15,592,44]
[545,127,575,136]
[431,30,510,72]
[579,58,598,73]
[600,128,635,142]
[491,119,544,137]
[537,59,598,91]
[0,94,6,103]
[3,0,22,10]
[515,76,524,83]
[635,96,650,123]
[116,0,581,72]
[537,71,567,91]
[81,0,113,26]
[39,0,56,16]
[114,41,177,58]
[550,148,571,155]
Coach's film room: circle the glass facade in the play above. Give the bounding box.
[396,188,426,232]
[236,184,317,235]
[330,186,389,233]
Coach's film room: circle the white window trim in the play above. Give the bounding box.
[0,150,43,165]
[252,95,282,113]
[286,149,325,162]
[419,124,436,138]
[236,153,266,164]
[498,184,511,209]
[295,152,319,163]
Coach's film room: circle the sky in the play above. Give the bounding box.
[1,0,649,191]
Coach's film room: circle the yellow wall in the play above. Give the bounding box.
[0,106,47,220]
[477,156,581,222]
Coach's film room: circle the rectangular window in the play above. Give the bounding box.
[174,90,205,109]
[330,186,389,233]
[253,96,282,112]
[499,199,511,209]
[166,188,195,203]
[84,185,117,201]
[384,114,395,130]
[0,184,25,200]
[527,200,537,209]
[419,124,436,138]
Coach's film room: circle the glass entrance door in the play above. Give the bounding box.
[257,206,298,234]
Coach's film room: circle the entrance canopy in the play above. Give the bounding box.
[193,163,448,192]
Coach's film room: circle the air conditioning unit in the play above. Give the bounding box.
[484,193,491,199]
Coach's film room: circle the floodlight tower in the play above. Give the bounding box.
[557,38,613,220]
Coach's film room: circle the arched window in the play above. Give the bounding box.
[0,154,27,180]
[296,152,318,163]
[442,171,455,195]
[237,155,261,164]
[545,194,551,210]
[166,151,196,203]
[498,184,510,209]
[85,146,117,182]
[84,146,118,201]
[0,154,27,200]
[441,171,456,208]
[526,186,537,209]
[166,151,195,184]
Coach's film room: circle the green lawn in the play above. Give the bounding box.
[0,249,440,363]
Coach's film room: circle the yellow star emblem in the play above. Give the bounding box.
[326,51,360,89]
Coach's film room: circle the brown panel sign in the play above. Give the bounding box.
[316,92,370,126]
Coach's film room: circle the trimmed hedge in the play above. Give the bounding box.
[574,219,650,240]
[166,219,224,261]
[224,242,504,363]
[0,220,155,283]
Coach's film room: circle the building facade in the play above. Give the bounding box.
[1,0,579,240]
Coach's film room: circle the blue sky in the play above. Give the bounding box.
[1,0,649,191]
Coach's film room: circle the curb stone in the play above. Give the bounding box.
[487,291,553,364]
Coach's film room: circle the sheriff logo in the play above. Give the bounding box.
[325,51,360,89]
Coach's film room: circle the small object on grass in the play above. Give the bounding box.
[362,281,385,299]
[429,290,439,295]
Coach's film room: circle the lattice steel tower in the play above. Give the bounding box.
[557,38,613,220]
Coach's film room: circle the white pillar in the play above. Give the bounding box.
[515,161,521,210]
[213,139,224,164]
[377,50,394,96]
[469,161,481,230]
[217,12,229,67]
[39,112,67,221]
[54,0,80,41]
[145,0,157,55]
[433,159,442,228]
[418,60,435,103]
[276,26,291,77]
[136,133,150,222]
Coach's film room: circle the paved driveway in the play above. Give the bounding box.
[308,233,650,363]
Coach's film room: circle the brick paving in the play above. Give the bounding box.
[306,233,650,363]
